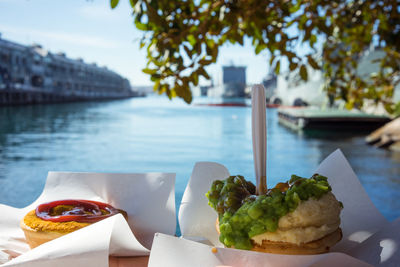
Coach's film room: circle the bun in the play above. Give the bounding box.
[251,228,342,255]
[216,218,342,254]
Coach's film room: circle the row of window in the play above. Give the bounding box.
[49,68,122,83]
[0,50,28,66]
[53,81,123,92]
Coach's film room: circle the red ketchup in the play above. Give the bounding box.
[35,199,120,223]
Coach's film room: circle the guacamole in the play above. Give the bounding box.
[206,174,334,250]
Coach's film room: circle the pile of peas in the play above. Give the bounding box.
[206,174,333,250]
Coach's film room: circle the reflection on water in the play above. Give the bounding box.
[0,96,399,221]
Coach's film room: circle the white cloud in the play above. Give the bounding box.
[0,24,122,49]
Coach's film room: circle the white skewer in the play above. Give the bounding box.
[251,84,267,195]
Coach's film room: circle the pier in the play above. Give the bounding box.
[0,87,135,105]
[278,107,390,131]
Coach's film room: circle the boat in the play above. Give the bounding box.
[193,97,250,107]
[0,33,135,105]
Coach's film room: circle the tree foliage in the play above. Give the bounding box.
[111,0,400,113]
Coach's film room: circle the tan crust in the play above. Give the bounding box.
[216,218,342,255]
[251,228,342,255]
[20,220,69,249]
[23,210,90,233]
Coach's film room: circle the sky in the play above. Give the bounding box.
[0,0,271,87]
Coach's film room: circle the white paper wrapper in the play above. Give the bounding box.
[0,172,176,266]
[150,149,400,267]
[149,233,372,267]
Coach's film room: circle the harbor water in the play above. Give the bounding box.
[0,96,399,222]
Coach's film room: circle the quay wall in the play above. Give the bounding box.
[0,89,134,106]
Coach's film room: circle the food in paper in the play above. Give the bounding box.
[20,199,127,248]
[206,174,343,254]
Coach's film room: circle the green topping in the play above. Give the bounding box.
[206,173,333,250]
[206,175,256,215]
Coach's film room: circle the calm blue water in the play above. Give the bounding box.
[0,96,399,222]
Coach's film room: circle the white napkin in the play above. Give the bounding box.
[149,233,372,267]
[0,172,176,266]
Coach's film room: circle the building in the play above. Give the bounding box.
[0,34,134,105]
[271,48,400,110]
[207,65,247,98]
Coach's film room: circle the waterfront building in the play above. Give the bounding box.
[271,48,400,109]
[272,64,325,107]
[0,34,134,105]
[207,65,247,98]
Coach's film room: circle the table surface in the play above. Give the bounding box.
[109,256,149,267]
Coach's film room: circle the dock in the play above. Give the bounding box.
[278,107,390,131]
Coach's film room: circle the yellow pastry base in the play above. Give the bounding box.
[20,220,68,249]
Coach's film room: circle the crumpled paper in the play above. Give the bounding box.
[0,172,176,267]
[149,149,399,267]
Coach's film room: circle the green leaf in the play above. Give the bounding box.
[289,1,301,13]
[255,43,267,55]
[394,102,400,117]
[198,58,212,65]
[163,84,172,99]
[182,89,193,104]
[344,100,354,110]
[269,55,276,66]
[183,45,192,58]
[153,79,161,91]
[150,74,161,81]
[195,42,202,55]
[110,0,119,9]
[142,68,157,75]
[211,46,218,61]
[300,65,308,81]
[135,20,148,31]
[384,103,394,114]
[187,35,197,47]
[310,34,317,47]
[289,62,298,71]
[206,38,215,49]
[274,60,280,75]
[198,67,210,79]
[307,56,319,69]
[192,73,199,86]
